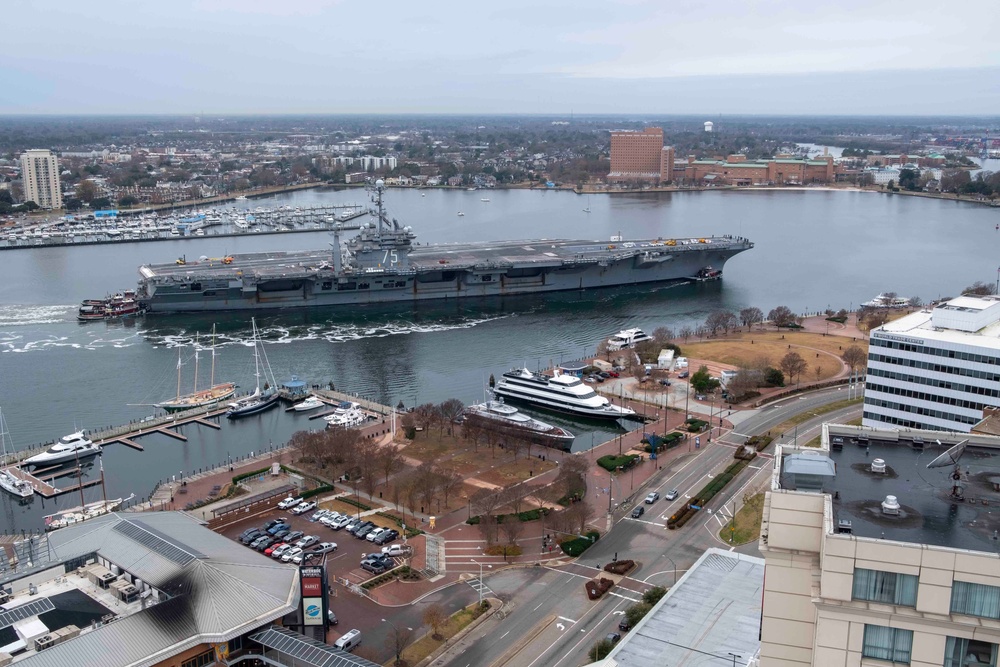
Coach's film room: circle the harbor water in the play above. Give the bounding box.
[0,186,997,532]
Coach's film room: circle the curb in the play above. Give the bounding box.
[488,612,557,667]
[413,597,500,667]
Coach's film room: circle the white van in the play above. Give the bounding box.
[335,629,362,652]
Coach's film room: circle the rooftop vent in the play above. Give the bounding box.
[836,519,853,534]
[872,458,887,474]
[881,495,901,515]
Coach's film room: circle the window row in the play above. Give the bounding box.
[863,411,935,431]
[868,367,1000,399]
[863,625,999,667]
[871,338,1000,366]
[870,353,1000,382]
[864,398,979,425]
[867,382,988,412]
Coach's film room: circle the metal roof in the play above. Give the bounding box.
[13,512,299,667]
[598,549,763,667]
[251,627,382,667]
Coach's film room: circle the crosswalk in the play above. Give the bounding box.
[466,576,494,598]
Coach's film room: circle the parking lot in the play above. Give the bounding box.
[217,495,414,586]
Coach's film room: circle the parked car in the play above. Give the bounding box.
[343,518,362,533]
[281,547,303,563]
[277,496,303,510]
[598,371,611,379]
[583,376,596,384]
[240,529,264,545]
[265,542,287,557]
[249,535,271,549]
[239,527,261,541]
[366,527,386,542]
[321,512,343,527]
[665,489,679,501]
[271,543,292,559]
[361,553,392,566]
[381,543,409,557]
[335,629,361,652]
[695,393,707,400]
[618,617,632,632]
[284,530,305,543]
[374,529,399,546]
[645,491,660,504]
[267,522,290,536]
[608,370,620,378]
[355,524,376,540]
[658,378,671,386]
[331,515,352,530]
[362,560,390,574]
[310,509,330,522]
[678,370,689,379]
[255,537,277,552]
[272,529,291,540]
[292,501,317,515]
[310,542,338,555]
[296,535,319,548]
[263,519,284,530]
[350,520,373,536]
[631,506,645,518]
[328,610,338,625]
[606,632,622,644]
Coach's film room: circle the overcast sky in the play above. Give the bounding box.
[3,0,999,115]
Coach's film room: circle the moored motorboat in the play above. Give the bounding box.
[463,396,575,450]
[293,396,324,412]
[0,409,33,498]
[23,431,101,467]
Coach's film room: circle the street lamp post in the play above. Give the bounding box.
[469,559,492,605]
[728,653,742,667]
[608,469,614,514]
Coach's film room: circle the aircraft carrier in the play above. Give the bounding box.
[132,181,754,313]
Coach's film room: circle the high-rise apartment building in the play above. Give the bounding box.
[761,424,1000,667]
[609,128,675,184]
[864,295,1000,432]
[19,149,63,209]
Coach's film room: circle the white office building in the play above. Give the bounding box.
[19,149,63,209]
[864,295,1000,432]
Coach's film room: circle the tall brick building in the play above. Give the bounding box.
[608,128,675,184]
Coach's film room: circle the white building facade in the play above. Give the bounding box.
[864,295,1000,432]
[19,149,62,209]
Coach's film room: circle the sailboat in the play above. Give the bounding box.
[226,318,280,419]
[156,326,237,412]
[0,409,33,498]
[583,196,592,213]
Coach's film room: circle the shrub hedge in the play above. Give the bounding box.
[586,577,614,600]
[232,467,270,485]
[377,511,424,537]
[339,497,372,511]
[604,559,636,575]
[597,454,638,472]
[667,459,752,529]
[301,484,334,500]
[560,530,600,557]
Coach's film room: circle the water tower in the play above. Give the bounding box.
[704,121,714,133]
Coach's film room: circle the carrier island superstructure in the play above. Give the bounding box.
[134,181,753,313]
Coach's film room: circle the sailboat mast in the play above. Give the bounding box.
[193,333,200,393]
[76,448,85,507]
[252,318,261,391]
[175,348,182,401]
[210,324,217,388]
[100,457,107,505]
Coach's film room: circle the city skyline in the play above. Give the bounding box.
[3,0,999,116]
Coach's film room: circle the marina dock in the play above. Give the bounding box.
[0,465,103,499]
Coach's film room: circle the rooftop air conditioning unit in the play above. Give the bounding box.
[881,495,900,515]
[871,458,887,474]
[34,636,54,651]
[837,519,853,534]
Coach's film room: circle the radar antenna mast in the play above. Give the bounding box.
[926,439,970,500]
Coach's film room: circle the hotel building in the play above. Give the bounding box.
[864,295,1000,433]
[761,424,1000,667]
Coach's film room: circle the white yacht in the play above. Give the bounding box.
[463,397,575,450]
[493,368,635,420]
[607,328,653,351]
[324,408,366,428]
[23,431,101,467]
[293,396,324,412]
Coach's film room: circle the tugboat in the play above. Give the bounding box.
[78,290,144,321]
[690,266,723,282]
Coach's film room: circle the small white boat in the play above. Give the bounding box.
[24,431,100,467]
[607,328,653,351]
[0,409,33,498]
[481,198,490,202]
[457,212,465,217]
[293,396,324,412]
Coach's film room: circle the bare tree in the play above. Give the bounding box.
[596,339,611,360]
[726,370,759,401]
[384,624,415,667]
[438,398,465,436]
[679,326,693,343]
[556,456,588,500]
[416,462,441,513]
[780,351,808,386]
[412,403,437,433]
[767,306,796,327]
[320,425,361,476]
[651,327,675,345]
[357,439,381,499]
[423,603,448,641]
[908,296,923,308]
[841,346,867,376]
[379,443,405,485]
[389,480,404,512]
[565,500,596,535]
[499,515,525,546]
[739,306,764,331]
[436,466,465,509]
[290,429,324,466]
[963,281,996,296]
[478,513,500,545]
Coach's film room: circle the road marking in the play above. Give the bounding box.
[533,602,544,611]
[628,517,667,527]
[557,616,577,624]
[500,630,511,639]
[608,591,641,602]
[556,623,565,631]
